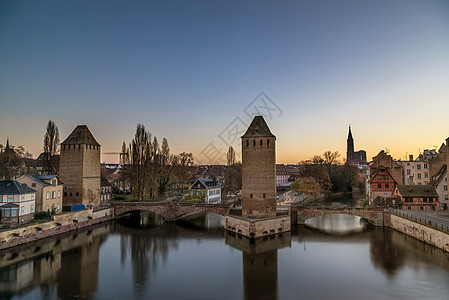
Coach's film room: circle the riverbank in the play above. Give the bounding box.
[387,211,449,253]
[0,207,113,250]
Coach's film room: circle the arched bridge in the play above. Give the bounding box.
[111,201,231,221]
[291,206,386,226]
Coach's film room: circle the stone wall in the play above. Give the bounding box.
[389,213,449,253]
[0,208,113,250]
[59,145,100,207]
[225,214,290,238]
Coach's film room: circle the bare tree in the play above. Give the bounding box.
[43,120,60,174]
[224,146,241,195]
[227,146,236,166]
[129,124,151,201]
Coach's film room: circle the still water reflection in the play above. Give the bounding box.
[1,212,449,299]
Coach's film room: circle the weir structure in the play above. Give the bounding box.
[225,116,291,239]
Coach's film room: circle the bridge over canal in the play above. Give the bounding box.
[291,206,386,226]
[111,201,232,221]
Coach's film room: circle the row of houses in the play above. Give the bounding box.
[367,139,448,211]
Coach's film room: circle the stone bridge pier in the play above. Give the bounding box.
[290,206,386,226]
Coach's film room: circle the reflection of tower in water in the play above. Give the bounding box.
[225,232,291,300]
[57,235,103,298]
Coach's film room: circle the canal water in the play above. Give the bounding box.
[1,212,449,300]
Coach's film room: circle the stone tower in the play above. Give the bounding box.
[59,125,101,208]
[347,125,354,162]
[241,116,276,217]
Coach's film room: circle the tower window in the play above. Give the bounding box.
[267,139,270,146]
[246,140,249,147]
[260,139,263,146]
[250,194,253,198]
[76,192,79,197]
[253,140,255,146]
[263,193,266,198]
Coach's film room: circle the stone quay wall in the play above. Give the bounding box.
[388,213,449,253]
[0,208,113,250]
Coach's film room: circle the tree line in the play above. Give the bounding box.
[292,151,363,196]
[121,124,194,201]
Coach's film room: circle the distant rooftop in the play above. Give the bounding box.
[0,180,36,195]
[241,116,275,138]
[61,125,100,146]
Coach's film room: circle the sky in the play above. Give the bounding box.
[1,0,448,164]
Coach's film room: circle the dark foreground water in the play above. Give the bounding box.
[1,212,449,300]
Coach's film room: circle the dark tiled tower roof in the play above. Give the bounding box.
[241,116,275,138]
[61,125,100,146]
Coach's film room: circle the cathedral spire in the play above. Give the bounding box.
[348,125,353,140]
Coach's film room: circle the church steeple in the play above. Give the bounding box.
[347,125,354,162]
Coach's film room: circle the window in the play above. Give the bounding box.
[445,195,448,201]
[52,191,56,199]
[444,185,448,191]
[46,192,49,200]
[267,139,270,146]
[263,193,266,198]
[246,140,249,147]
[57,203,60,210]
[20,206,24,216]
[69,192,72,197]
[0,195,2,202]
[31,183,36,187]
[417,164,421,170]
[11,208,18,217]
[7,195,14,202]
[385,183,389,189]
[253,140,255,146]
[46,205,49,211]
[76,192,79,197]
[250,194,253,198]
[424,163,428,169]
[31,193,35,200]
[424,172,428,179]
[407,169,411,175]
[260,139,262,146]
[52,179,56,186]
[21,195,24,202]
[377,183,382,189]
[417,174,421,179]
[30,204,34,213]
[58,190,61,198]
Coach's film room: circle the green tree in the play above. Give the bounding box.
[291,177,320,197]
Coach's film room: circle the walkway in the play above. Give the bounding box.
[389,209,449,233]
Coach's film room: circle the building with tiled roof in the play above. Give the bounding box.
[17,174,63,213]
[0,179,36,224]
[276,164,289,187]
[431,165,448,210]
[393,184,439,211]
[189,178,221,204]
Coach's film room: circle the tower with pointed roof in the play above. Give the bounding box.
[346,126,354,162]
[59,125,101,207]
[241,116,276,217]
[346,126,367,164]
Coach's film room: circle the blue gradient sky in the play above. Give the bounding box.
[1,0,448,164]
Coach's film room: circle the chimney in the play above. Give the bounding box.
[409,154,413,161]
